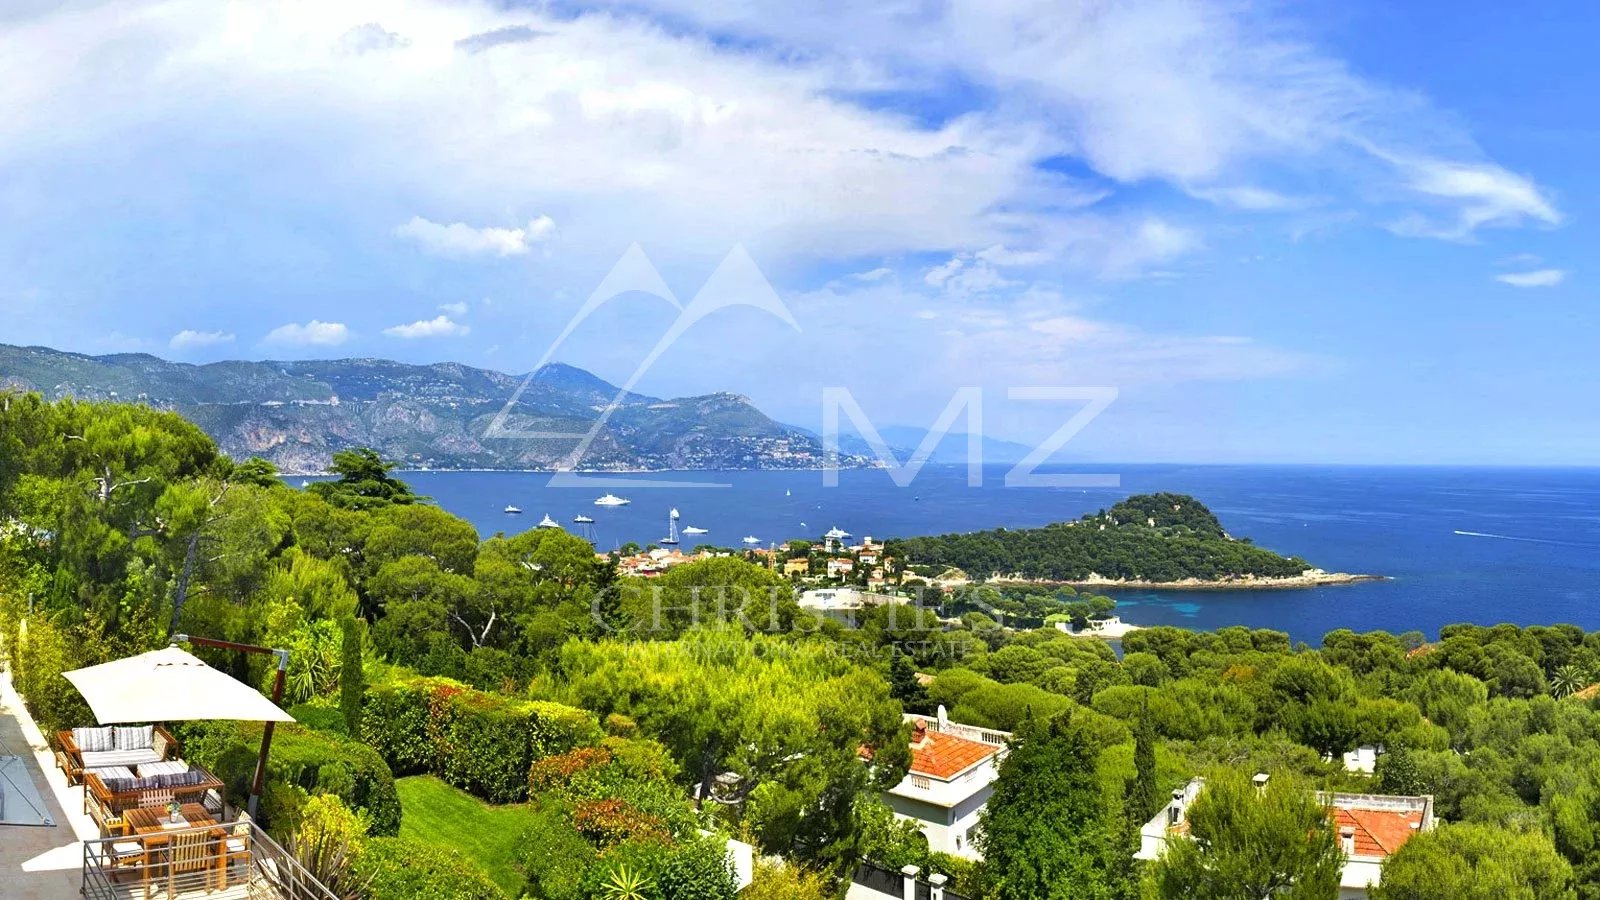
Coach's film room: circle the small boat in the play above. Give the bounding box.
[300,480,310,488]
[785,489,791,497]
[683,526,708,535]
[742,535,760,545]
[573,514,595,524]
[536,514,562,529]
[594,494,630,506]
[504,505,523,514]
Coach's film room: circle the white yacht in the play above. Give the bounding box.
[572,514,595,524]
[683,525,709,535]
[741,535,761,545]
[594,493,631,506]
[536,514,562,529]
[504,505,523,514]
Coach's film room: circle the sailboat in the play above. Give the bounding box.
[660,508,680,545]
[572,514,597,542]
[785,489,791,497]
[572,514,595,524]
[594,493,630,507]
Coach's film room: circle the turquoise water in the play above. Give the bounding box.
[367,465,1600,645]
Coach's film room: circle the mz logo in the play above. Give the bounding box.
[483,244,796,489]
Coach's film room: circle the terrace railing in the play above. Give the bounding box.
[82,816,340,900]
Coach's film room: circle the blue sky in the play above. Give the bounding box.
[0,0,1593,464]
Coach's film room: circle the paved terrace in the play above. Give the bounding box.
[1,669,101,900]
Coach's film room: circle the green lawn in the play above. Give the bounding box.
[395,775,531,896]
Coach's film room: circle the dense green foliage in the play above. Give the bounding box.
[888,493,1309,581]
[362,677,601,803]
[351,836,509,900]
[1146,769,1344,900]
[180,720,402,836]
[1372,822,1575,900]
[980,712,1120,899]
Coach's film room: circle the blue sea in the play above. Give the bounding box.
[367,465,1600,645]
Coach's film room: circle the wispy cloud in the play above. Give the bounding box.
[383,315,470,338]
[438,301,469,316]
[1495,269,1567,288]
[264,320,350,346]
[169,329,235,349]
[394,215,555,259]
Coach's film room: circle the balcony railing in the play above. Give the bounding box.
[82,817,340,900]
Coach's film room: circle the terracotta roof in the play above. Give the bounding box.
[1329,806,1424,858]
[909,730,998,779]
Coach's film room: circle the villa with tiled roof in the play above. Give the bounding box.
[879,710,1010,860]
[1137,776,1436,899]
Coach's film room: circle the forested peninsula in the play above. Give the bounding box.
[887,493,1377,587]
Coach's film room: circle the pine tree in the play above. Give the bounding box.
[979,711,1118,900]
[889,652,930,712]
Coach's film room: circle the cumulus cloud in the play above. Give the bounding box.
[169,329,234,349]
[394,216,556,258]
[383,315,470,338]
[1495,269,1567,288]
[264,320,349,346]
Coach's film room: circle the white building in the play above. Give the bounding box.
[1137,776,1436,899]
[880,710,1010,860]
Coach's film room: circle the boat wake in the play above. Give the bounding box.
[1453,529,1589,547]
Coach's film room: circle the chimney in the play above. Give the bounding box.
[1340,825,1356,856]
[1168,788,1184,826]
[912,719,929,747]
[1252,772,1270,795]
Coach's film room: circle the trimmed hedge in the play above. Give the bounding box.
[351,836,507,900]
[177,720,401,836]
[362,677,601,804]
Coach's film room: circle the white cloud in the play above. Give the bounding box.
[1495,269,1567,288]
[394,215,556,258]
[264,320,350,346]
[383,315,470,338]
[851,267,893,282]
[1387,158,1561,240]
[438,301,469,316]
[169,329,235,349]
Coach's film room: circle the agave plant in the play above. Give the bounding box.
[601,864,653,900]
[1550,663,1588,699]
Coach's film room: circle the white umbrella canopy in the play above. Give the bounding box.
[63,645,295,725]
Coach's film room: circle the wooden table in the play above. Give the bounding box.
[124,803,226,892]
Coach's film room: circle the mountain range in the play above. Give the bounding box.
[0,344,875,474]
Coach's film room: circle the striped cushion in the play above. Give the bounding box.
[152,730,170,759]
[81,748,161,768]
[113,725,153,751]
[73,726,115,752]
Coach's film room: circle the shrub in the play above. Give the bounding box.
[12,615,95,735]
[519,802,597,900]
[572,798,668,849]
[286,698,348,736]
[179,720,401,836]
[578,837,737,900]
[351,836,506,900]
[362,677,601,803]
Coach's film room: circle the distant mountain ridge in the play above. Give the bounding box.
[0,344,864,474]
